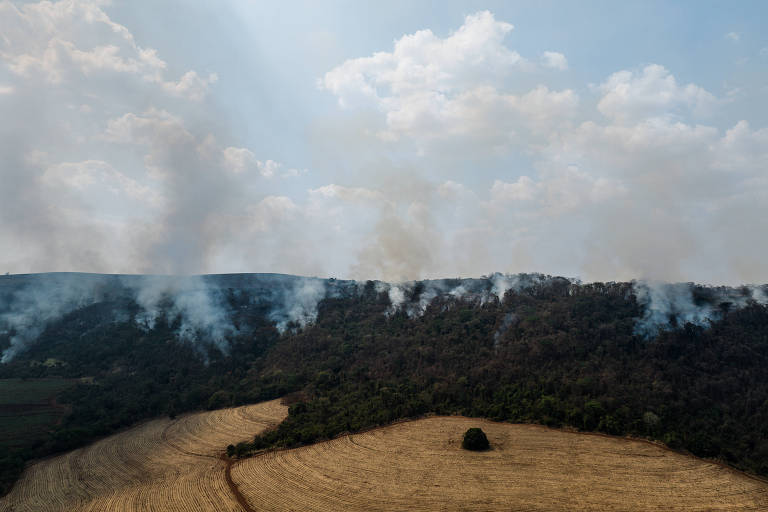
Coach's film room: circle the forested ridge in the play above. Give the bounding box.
[1,276,767,495]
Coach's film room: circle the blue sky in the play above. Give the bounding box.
[1,1,767,284]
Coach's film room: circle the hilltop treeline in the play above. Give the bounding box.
[1,277,768,495]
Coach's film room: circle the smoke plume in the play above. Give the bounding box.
[632,280,768,337]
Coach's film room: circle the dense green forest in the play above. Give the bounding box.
[1,274,767,495]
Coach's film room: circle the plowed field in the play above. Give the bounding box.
[233,416,768,511]
[0,399,287,512]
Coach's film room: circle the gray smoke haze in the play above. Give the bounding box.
[494,312,518,350]
[3,271,767,362]
[632,280,768,338]
[379,273,576,317]
[129,275,236,354]
[0,274,240,361]
[268,277,327,333]
[0,272,576,361]
[0,274,111,362]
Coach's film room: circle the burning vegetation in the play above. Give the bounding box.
[1,272,767,495]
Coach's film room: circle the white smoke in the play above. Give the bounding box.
[269,278,327,333]
[0,274,107,363]
[386,284,407,316]
[0,273,356,362]
[494,311,517,349]
[128,275,236,353]
[379,274,568,317]
[0,274,238,361]
[490,273,519,301]
[633,280,768,338]
[4,272,763,363]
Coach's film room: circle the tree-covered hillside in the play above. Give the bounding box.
[1,273,767,495]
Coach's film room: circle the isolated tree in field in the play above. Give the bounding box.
[462,427,490,451]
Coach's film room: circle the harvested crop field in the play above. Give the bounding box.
[0,399,287,512]
[233,416,768,511]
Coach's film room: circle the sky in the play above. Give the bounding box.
[1,0,767,284]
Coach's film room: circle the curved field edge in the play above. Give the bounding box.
[232,416,768,512]
[0,399,287,512]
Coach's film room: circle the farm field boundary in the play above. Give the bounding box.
[232,416,768,511]
[0,398,287,511]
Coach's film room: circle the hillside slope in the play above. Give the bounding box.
[0,399,287,511]
[235,416,768,511]
[1,272,767,495]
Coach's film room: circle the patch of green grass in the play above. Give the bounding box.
[0,410,61,447]
[0,378,72,405]
[0,378,73,449]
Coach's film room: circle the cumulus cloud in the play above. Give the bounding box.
[319,11,575,146]
[221,148,302,178]
[222,146,257,174]
[321,11,520,106]
[40,159,159,205]
[597,64,716,123]
[0,0,215,100]
[541,51,568,70]
[161,71,218,102]
[316,53,768,284]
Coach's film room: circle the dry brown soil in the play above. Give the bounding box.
[4,410,767,511]
[233,416,768,511]
[0,399,287,512]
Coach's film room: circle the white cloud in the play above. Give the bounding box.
[222,148,299,179]
[309,184,385,205]
[726,32,740,42]
[3,4,768,286]
[222,146,256,174]
[597,64,716,123]
[247,196,299,232]
[256,160,280,178]
[103,108,193,148]
[0,0,213,100]
[319,11,578,147]
[437,180,471,199]
[280,167,308,178]
[541,51,568,70]
[161,71,218,102]
[490,176,538,202]
[40,159,159,205]
[321,11,521,108]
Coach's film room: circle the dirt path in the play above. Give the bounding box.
[161,416,258,512]
[223,456,256,512]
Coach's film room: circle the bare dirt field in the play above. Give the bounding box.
[233,416,768,511]
[0,399,287,512]
[5,411,767,511]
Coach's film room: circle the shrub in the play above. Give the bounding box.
[462,427,490,451]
